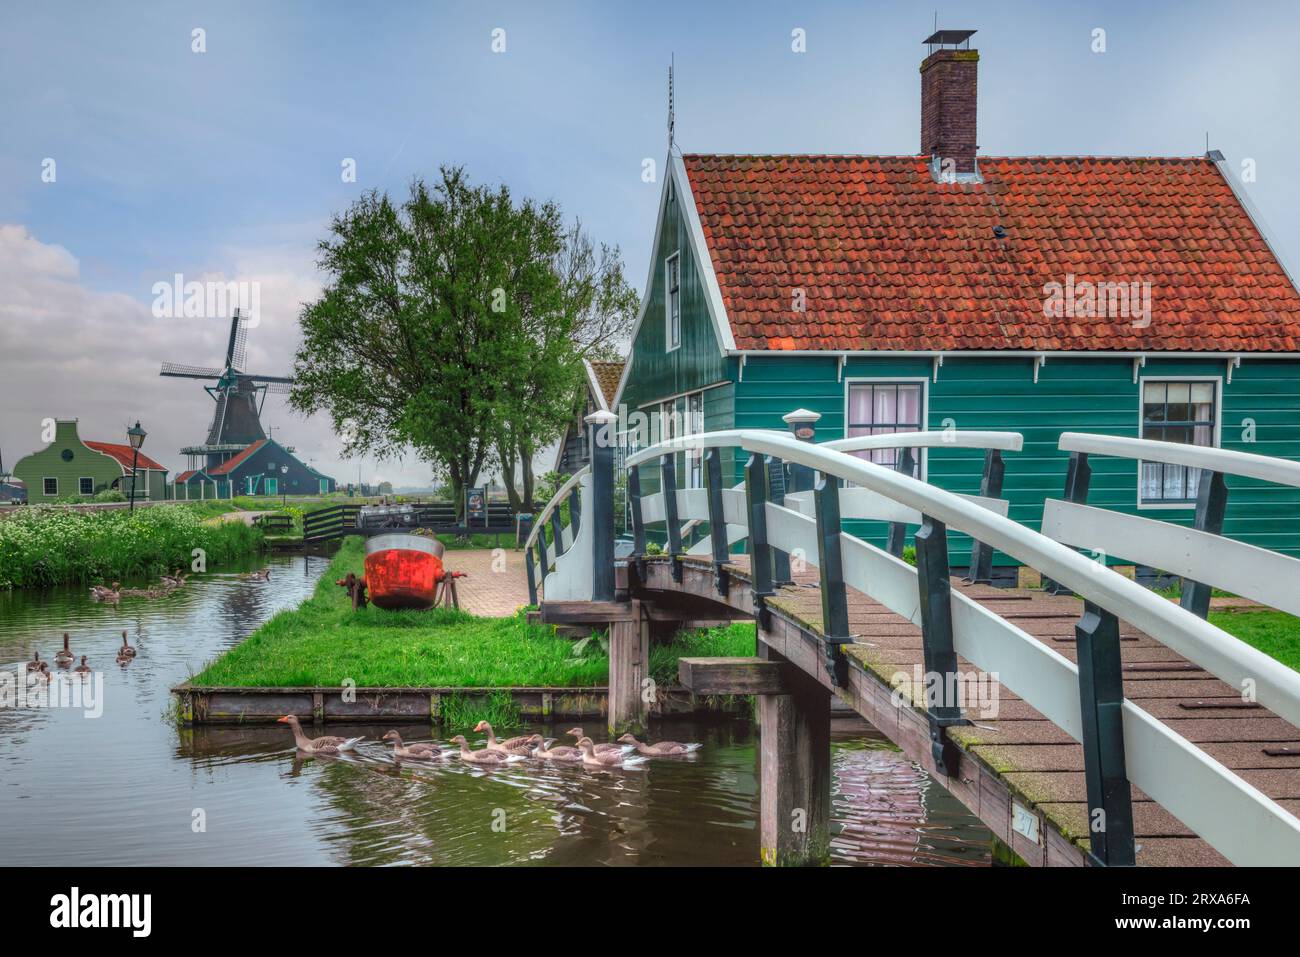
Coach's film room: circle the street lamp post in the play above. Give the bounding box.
[126,421,147,514]
[280,465,288,507]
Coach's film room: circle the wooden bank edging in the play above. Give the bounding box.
[171,682,743,725]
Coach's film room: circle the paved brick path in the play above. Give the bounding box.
[437,547,530,617]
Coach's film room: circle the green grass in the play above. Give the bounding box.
[0,502,262,589]
[1211,610,1300,671]
[191,536,760,689]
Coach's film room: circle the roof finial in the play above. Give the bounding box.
[667,54,675,153]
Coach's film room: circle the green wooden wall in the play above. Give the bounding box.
[14,421,127,502]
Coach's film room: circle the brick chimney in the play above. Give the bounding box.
[920,30,979,174]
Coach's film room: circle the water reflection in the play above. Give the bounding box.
[0,554,990,866]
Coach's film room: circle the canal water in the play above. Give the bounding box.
[0,554,991,866]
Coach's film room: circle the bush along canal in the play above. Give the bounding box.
[1,540,992,866]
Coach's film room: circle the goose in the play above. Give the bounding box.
[577,737,647,769]
[276,714,364,755]
[25,651,45,673]
[449,735,521,765]
[475,721,539,754]
[566,726,633,755]
[381,730,450,760]
[241,569,271,581]
[53,633,74,665]
[89,582,121,602]
[117,630,137,659]
[534,738,583,761]
[73,655,92,675]
[33,662,52,683]
[617,733,702,756]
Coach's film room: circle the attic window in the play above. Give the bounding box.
[665,253,681,350]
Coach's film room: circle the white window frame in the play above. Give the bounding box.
[842,377,930,482]
[78,477,94,496]
[1137,375,1223,511]
[43,477,58,496]
[664,251,681,352]
[685,390,705,488]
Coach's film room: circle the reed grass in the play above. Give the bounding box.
[0,503,263,589]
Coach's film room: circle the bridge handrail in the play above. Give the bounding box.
[628,428,1300,730]
[823,430,1024,454]
[524,466,590,552]
[1060,431,1300,488]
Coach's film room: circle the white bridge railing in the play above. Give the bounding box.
[614,427,1300,868]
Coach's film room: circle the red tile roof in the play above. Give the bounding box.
[682,154,1300,352]
[209,439,267,475]
[174,470,200,483]
[84,441,167,472]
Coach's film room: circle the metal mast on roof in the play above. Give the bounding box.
[667,54,675,153]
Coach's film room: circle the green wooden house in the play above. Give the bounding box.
[12,419,169,503]
[615,34,1300,577]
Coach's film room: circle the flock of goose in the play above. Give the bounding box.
[25,630,136,680]
[278,716,701,769]
[89,569,190,604]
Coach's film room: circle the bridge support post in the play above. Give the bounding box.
[966,448,1005,583]
[608,600,650,735]
[769,456,793,585]
[705,447,730,595]
[627,464,647,581]
[887,447,917,558]
[1076,601,1136,866]
[782,409,821,583]
[1180,469,1227,619]
[758,645,831,866]
[535,526,549,590]
[745,454,776,627]
[813,473,851,688]
[588,410,617,604]
[1046,451,1092,596]
[524,548,538,606]
[915,515,970,777]
[662,453,683,583]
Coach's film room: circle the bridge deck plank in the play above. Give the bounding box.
[631,554,1300,867]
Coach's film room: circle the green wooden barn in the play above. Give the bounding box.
[614,33,1300,579]
[12,420,169,503]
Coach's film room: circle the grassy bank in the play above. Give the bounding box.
[1210,609,1300,670]
[191,536,756,688]
[0,504,263,589]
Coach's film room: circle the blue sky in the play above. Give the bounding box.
[3,0,1299,485]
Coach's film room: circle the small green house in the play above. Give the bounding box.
[12,419,169,503]
[615,35,1300,577]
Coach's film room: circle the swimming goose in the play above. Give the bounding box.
[34,662,52,683]
[617,734,702,756]
[73,655,92,675]
[566,727,632,755]
[89,582,121,602]
[53,633,74,665]
[117,630,137,658]
[535,738,583,761]
[242,569,271,581]
[276,714,364,754]
[475,721,539,754]
[449,735,520,765]
[25,651,45,673]
[577,737,647,768]
[381,730,449,760]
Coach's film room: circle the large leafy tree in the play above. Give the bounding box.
[291,167,567,515]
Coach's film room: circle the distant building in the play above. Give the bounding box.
[554,358,625,475]
[12,420,168,503]
[174,437,335,499]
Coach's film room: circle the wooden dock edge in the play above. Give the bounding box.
[170,683,748,725]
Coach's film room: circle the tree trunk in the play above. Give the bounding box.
[520,445,535,511]
[498,439,523,513]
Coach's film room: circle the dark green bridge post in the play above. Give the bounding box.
[966,448,1005,583]
[1075,601,1136,866]
[914,515,970,777]
[813,472,851,688]
[782,409,821,579]
[705,447,729,595]
[745,453,776,627]
[588,411,616,603]
[1181,469,1227,619]
[627,464,646,581]
[1047,450,1092,596]
[662,451,683,583]
[887,446,917,558]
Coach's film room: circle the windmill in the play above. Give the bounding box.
[160,309,296,471]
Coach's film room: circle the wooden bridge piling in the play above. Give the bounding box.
[608,599,651,734]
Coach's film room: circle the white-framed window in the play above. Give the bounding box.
[685,391,704,488]
[845,380,925,476]
[43,477,58,496]
[665,252,681,351]
[78,477,93,496]
[1139,378,1220,506]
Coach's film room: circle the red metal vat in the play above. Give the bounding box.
[363,533,445,610]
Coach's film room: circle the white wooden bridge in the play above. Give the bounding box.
[524,409,1300,867]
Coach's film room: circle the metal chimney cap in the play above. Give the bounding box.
[923,29,976,47]
[782,408,822,425]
